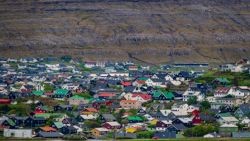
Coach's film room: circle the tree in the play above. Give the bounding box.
[187,96,197,105]
[184,124,218,137]
[200,101,211,111]
[44,84,54,92]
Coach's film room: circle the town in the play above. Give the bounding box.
[0,56,249,140]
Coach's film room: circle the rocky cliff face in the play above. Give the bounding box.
[0,0,249,64]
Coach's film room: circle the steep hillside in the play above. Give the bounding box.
[0,0,250,64]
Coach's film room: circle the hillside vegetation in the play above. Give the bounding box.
[0,0,250,64]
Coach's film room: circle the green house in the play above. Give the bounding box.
[219,124,238,137]
[152,90,174,100]
[32,90,44,96]
[53,89,71,98]
[127,116,143,123]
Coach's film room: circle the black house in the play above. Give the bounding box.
[24,117,46,127]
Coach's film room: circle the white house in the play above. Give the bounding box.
[228,86,250,98]
[182,88,204,102]
[4,129,33,138]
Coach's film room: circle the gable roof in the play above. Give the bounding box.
[127,116,143,121]
[132,93,151,100]
[152,90,174,99]
[40,126,57,132]
[54,89,69,95]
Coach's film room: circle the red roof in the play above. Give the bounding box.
[120,100,138,103]
[40,126,57,132]
[98,93,115,97]
[132,93,151,100]
[85,108,98,113]
[136,80,146,84]
[215,87,230,94]
[121,81,132,86]
[0,99,11,104]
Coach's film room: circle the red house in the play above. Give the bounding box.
[191,109,200,116]
[192,115,202,125]
[34,107,47,114]
[102,122,121,129]
[0,99,11,104]
[121,81,132,87]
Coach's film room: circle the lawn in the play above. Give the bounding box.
[119,138,250,141]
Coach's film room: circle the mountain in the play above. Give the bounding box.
[0,0,250,64]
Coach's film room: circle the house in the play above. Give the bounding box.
[100,114,116,122]
[166,123,187,133]
[127,116,144,123]
[37,131,63,138]
[214,87,230,98]
[228,86,250,98]
[215,97,244,106]
[53,89,72,98]
[12,117,28,127]
[153,131,176,139]
[152,90,174,101]
[0,98,11,104]
[124,93,152,103]
[192,115,202,125]
[38,126,57,132]
[115,132,137,139]
[217,113,239,124]
[219,124,238,137]
[155,120,172,131]
[68,95,88,105]
[60,126,77,134]
[52,121,64,129]
[234,104,250,118]
[82,107,98,115]
[173,117,192,127]
[232,132,250,138]
[4,129,32,138]
[24,117,46,127]
[213,78,230,85]
[102,121,121,129]
[182,88,204,102]
[91,127,110,137]
[120,100,142,109]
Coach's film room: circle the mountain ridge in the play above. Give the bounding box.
[0,0,249,64]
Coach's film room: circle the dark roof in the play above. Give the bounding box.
[168,123,187,130]
[38,131,63,138]
[115,132,136,139]
[238,104,250,115]
[102,114,116,121]
[154,131,176,139]
[232,132,250,138]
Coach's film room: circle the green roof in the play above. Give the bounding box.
[137,77,149,81]
[32,90,44,96]
[152,90,174,99]
[215,78,230,83]
[54,89,69,95]
[7,119,15,126]
[218,112,232,117]
[70,95,84,100]
[127,116,143,121]
[53,121,64,129]
[35,113,64,118]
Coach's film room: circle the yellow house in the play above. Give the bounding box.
[91,128,109,137]
[150,119,158,125]
[126,127,137,133]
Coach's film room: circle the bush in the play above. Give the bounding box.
[184,124,218,137]
[137,131,155,139]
